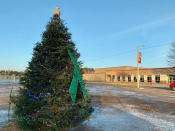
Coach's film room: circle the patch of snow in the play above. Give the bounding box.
[81,106,155,131]
[112,104,175,131]
[0,110,8,130]
[87,86,136,96]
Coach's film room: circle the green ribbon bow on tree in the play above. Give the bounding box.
[67,45,87,103]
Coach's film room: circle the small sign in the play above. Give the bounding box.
[138,52,141,64]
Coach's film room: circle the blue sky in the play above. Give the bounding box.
[0,0,175,71]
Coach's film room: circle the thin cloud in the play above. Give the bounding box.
[110,15,175,38]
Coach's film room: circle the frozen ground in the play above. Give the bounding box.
[0,79,19,89]
[70,83,175,131]
[0,80,19,131]
[0,111,8,131]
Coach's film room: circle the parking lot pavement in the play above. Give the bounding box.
[70,83,175,131]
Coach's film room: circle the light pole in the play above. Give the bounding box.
[137,46,142,89]
[137,47,140,88]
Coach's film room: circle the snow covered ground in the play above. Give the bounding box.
[0,79,19,130]
[70,84,175,131]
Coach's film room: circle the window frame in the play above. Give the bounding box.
[155,75,160,83]
[147,76,152,82]
[112,75,115,82]
[134,76,137,82]
[117,76,120,81]
[140,75,144,82]
[170,75,175,83]
[128,75,131,82]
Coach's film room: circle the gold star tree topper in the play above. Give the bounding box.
[53,7,61,16]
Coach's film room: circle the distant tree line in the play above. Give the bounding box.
[82,68,95,74]
[0,68,94,76]
[0,70,24,76]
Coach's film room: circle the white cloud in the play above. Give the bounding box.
[111,15,175,37]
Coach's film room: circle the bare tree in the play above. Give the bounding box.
[168,42,175,66]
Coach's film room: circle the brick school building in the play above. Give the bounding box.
[83,66,175,86]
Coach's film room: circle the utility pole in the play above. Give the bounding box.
[137,46,140,89]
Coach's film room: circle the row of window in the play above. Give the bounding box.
[115,75,161,83]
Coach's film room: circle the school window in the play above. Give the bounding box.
[140,75,144,82]
[134,76,137,82]
[155,75,160,83]
[128,76,131,82]
[147,76,152,82]
[170,75,175,83]
[117,76,120,81]
[112,75,115,82]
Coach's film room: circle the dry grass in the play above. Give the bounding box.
[1,122,20,131]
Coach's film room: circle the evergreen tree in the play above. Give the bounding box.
[11,7,93,131]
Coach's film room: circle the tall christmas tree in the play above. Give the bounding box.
[11,7,93,131]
